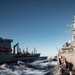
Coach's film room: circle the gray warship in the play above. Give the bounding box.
[58,16,75,75]
[0,38,40,64]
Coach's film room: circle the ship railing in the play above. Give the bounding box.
[58,49,75,54]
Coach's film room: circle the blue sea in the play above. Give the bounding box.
[0,58,57,75]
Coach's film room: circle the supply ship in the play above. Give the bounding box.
[0,38,40,64]
[58,16,75,74]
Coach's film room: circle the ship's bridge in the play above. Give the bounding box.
[0,37,13,53]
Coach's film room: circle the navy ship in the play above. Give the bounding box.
[58,16,75,75]
[0,37,40,64]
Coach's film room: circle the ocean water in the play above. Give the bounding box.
[0,59,57,75]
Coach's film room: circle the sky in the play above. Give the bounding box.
[0,0,75,56]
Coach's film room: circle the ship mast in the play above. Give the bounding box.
[73,16,75,41]
[72,16,75,47]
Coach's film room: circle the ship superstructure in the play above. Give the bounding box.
[0,37,40,64]
[58,16,75,70]
[0,38,13,53]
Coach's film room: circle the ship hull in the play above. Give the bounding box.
[0,54,40,64]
